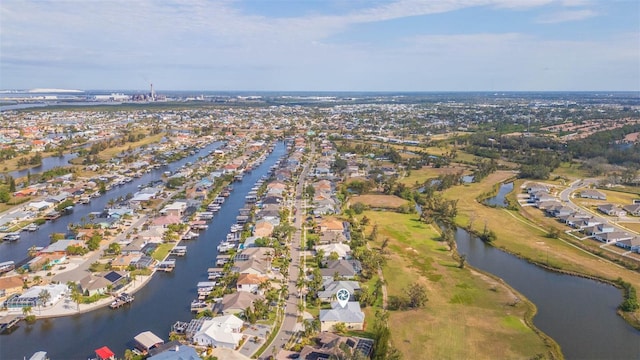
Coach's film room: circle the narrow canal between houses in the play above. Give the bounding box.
[0,141,223,265]
[0,142,286,359]
[455,227,640,359]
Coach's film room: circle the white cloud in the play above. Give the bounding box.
[0,0,636,90]
[536,9,598,23]
[560,0,592,7]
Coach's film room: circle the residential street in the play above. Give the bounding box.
[259,145,314,359]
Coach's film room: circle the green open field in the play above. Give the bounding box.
[349,194,409,209]
[361,210,557,359]
[550,162,589,180]
[97,132,165,161]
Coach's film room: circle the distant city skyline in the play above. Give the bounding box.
[1,0,639,91]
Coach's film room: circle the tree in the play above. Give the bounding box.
[333,322,347,334]
[458,254,467,269]
[71,285,83,311]
[380,238,390,252]
[405,282,428,309]
[304,184,315,198]
[302,318,320,337]
[107,242,121,255]
[22,305,32,317]
[369,224,378,242]
[8,175,16,192]
[38,289,52,311]
[0,189,9,203]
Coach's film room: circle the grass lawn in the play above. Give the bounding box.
[361,210,556,360]
[97,133,165,161]
[442,171,640,317]
[618,222,640,234]
[551,162,589,180]
[599,189,640,205]
[152,243,174,261]
[349,194,409,209]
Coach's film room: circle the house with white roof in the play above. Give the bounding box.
[192,315,244,349]
[315,243,351,260]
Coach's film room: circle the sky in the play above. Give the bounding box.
[1,0,639,91]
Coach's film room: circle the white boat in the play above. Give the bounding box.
[217,242,235,253]
[23,223,39,232]
[2,233,20,241]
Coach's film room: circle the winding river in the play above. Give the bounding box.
[457,182,640,359]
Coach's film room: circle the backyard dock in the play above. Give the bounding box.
[0,314,23,332]
[109,293,135,309]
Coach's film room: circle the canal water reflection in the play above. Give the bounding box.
[0,142,286,360]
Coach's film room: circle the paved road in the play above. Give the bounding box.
[259,144,314,359]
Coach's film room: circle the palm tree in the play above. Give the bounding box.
[71,286,83,311]
[38,289,51,313]
[22,305,32,317]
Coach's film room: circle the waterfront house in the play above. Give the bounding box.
[152,215,181,227]
[137,226,165,243]
[95,346,115,360]
[594,231,634,244]
[134,331,165,354]
[319,301,365,332]
[218,292,262,315]
[148,342,201,360]
[253,220,274,238]
[28,201,54,212]
[232,258,270,277]
[79,274,111,296]
[39,239,84,256]
[236,273,269,295]
[111,254,140,270]
[160,201,188,217]
[4,283,68,309]
[192,314,244,349]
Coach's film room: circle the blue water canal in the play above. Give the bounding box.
[0,141,223,265]
[0,141,286,359]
